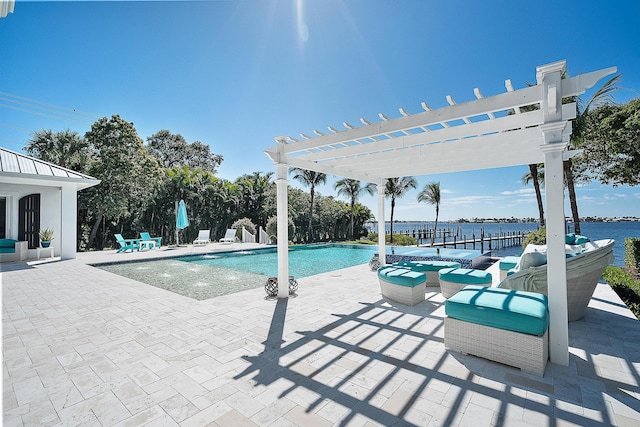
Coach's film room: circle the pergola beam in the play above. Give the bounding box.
[266,60,618,370]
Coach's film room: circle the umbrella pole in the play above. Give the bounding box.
[175,201,179,247]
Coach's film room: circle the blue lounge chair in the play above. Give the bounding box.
[114,234,139,253]
[140,232,162,249]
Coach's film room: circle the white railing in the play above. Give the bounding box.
[242,227,255,243]
[258,226,269,244]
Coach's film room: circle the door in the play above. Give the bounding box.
[18,194,40,249]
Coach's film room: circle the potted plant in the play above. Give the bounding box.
[39,228,54,248]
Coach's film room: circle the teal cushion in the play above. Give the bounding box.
[377,266,426,288]
[499,256,520,271]
[565,233,576,244]
[574,235,590,244]
[393,260,461,272]
[0,238,18,249]
[439,268,492,285]
[0,247,15,253]
[445,285,549,336]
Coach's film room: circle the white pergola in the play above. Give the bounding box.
[265,60,616,366]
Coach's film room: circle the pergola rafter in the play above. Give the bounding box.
[266,60,617,367]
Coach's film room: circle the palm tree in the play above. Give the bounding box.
[334,178,376,239]
[235,171,274,228]
[385,177,417,243]
[290,168,327,242]
[566,73,622,234]
[25,129,92,172]
[417,181,441,246]
[522,164,545,227]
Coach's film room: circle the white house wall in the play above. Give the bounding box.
[0,182,65,259]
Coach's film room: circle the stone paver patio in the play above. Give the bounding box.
[2,243,640,426]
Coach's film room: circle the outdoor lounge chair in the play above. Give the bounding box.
[139,232,162,249]
[220,229,236,244]
[498,239,615,321]
[193,229,211,245]
[114,234,139,253]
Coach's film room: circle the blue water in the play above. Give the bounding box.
[180,245,377,279]
[98,223,637,300]
[370,221,639,266]
[98,244,381,300]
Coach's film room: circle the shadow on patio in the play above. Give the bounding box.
[235,289,640,426]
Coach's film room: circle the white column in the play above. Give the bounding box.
[541,124,569,366]
[60,185,77,260]
[377,183,386,267]
[538,60,570,366]
[276,163,289,298]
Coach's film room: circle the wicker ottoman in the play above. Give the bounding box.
[377,266,426,306]
[393,261,462,288]
[499,256,520,281]
[444,286,549,376]
[438,268,492,299]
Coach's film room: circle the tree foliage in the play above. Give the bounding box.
[582,98,640,187]
[83,115,162,248]
[385,177,417,243]
[25,116,374,250]
[417,181,441,246]
[335,178,376,239]
[147,130,223,174]
[290,168,327,242]
[25,129,92,172]
[234,172,274,228]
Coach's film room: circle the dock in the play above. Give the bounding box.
[395,227,529,253]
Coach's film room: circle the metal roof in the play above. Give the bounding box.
[0,147,100,189]
[1,0,15,18]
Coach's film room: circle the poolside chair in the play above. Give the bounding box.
[139,232,162,250]
[498,239,615,321]
[114,234,139,253]
[220,229,236,244]
[193,229,211,245]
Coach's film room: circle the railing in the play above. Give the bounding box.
[258,226,269,244]
[242,226,256,243]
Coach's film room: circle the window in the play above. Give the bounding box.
[18,194,40,249]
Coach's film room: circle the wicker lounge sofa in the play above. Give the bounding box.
[498,239,614,321]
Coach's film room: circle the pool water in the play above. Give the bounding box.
[97,244,377,300]
[96,244,487,301]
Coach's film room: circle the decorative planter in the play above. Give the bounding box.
[265,276,298,297]
[369,255,381,271]
[41,241,51,248]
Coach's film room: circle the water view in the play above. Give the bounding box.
[372,221,639,266]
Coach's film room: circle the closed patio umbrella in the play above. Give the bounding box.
[175,199,189,246]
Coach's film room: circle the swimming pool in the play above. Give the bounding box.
[97,244,377,300]
[96,244,489,300]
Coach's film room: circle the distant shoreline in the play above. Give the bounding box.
[368,217,640,224]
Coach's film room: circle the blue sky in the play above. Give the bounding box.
[1,0,639,221]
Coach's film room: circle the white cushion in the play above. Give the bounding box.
[517,251,548,270]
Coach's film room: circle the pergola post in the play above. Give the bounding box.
[538,61,570,366]
[275,138,290,299]
[377,183,386,267]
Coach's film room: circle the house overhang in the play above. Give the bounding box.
[0,172,100,190]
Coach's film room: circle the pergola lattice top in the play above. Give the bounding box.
[266,61,616,183]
